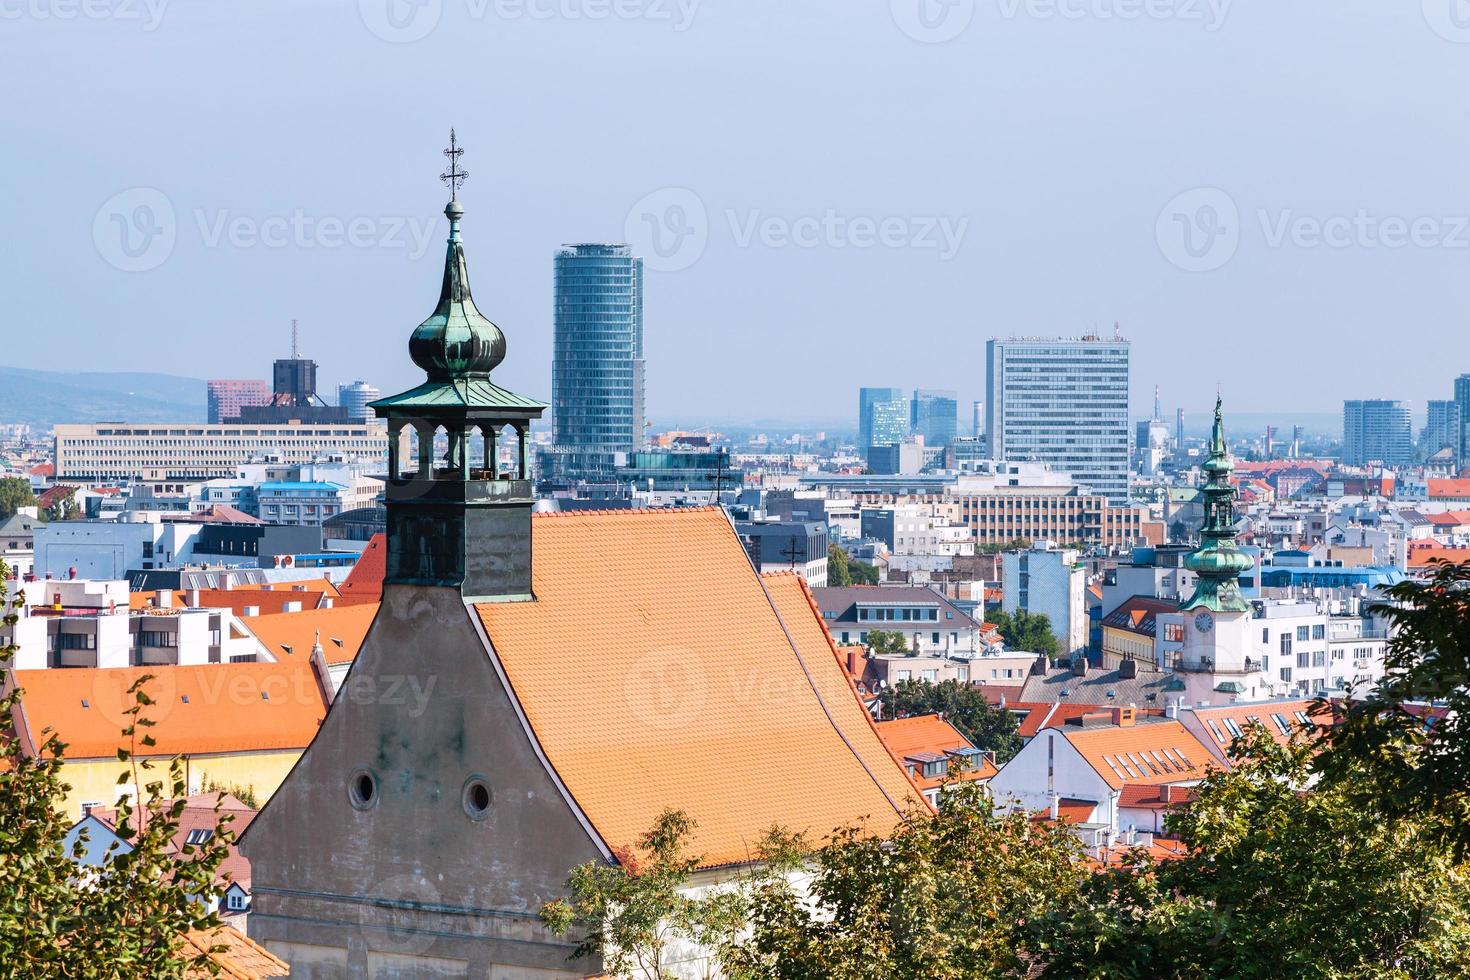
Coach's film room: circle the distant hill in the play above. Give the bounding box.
[0,366,205,428]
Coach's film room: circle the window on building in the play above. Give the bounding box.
[1312,651,1326,667]
[1280,667,1293,682]
[1312,624,1325,640]
[1296,625,1309,642]
[1280,633,1292,656]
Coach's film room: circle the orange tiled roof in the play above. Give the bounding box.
[6,662,327,760]
[1063,720,1215,790]
[1407,542,1470,568]
[475,508,916,869]
[243,602,378,665]
[1190,699,1326,753]
[181,925,289,979]
[1011,701,1123,739]
[1428,478,1470,498]
[877,714,997,789]
[338,534,386,605]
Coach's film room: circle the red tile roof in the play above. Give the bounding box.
[1428,478,1470,499]
[338,533,386,604]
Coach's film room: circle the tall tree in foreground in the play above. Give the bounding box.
[1313,558,1470,853]
[0,565,237,978]
[1033,727,1470,979]
[727,778,1086,980]
[540,809,744,980]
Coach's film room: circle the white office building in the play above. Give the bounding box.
[986,336,1131,503]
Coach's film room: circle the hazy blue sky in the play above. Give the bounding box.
[3,2,1468,426]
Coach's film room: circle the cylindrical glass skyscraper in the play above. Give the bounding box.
[550,244,645,480]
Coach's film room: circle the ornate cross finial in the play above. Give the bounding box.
[441,129,468,201]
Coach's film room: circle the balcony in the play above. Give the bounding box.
[1168,655,1264,675]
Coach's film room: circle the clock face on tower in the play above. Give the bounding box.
[1193,611,1215,634]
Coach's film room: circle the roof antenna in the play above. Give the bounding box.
[291,319,299,360]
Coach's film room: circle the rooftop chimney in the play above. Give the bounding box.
[1071,656,1088,678]
[1117,658,1138,679]
[1111,706,1136,728]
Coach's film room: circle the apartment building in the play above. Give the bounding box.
[53,422,387,482]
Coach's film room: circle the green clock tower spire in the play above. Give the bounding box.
[1180,396,1253,613]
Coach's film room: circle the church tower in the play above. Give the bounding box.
[370,131,547,601]
[1173,397,1264,701]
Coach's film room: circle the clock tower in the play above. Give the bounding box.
[1171,398,1268,702]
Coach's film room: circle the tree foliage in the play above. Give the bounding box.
[0,478,34,521]
[863,628,910,656]
[988,608,1060,659]
[0,565,238,979]
[877,679,1022,763]
[1313,558,1470,854]
[826,545,877,587]
[540,809,744,980]
[729,780,1086,980]
[1034,726,1470,978]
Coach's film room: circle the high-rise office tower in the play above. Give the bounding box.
[337,380,382,421]
[1175,407,1185,453]
[550,244,645,479]
[858,387,905,450]
[910,389,958,449]
[1455,374,1470,462]
[985,336,1131,503]
[1423,400,1462,458]
[1342,399,1414,467]
[206,379,271,423]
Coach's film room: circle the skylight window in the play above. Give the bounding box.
[1205,720,1227,743]
[1222,718,1244,739]
[1271,713,1291,735]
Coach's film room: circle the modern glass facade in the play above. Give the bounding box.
[911,389,958,449]
[858,387,906,450]
[1342,399,1413,467]
[1422,400,1461,458]
[551,244,645,478]
[985,337,1131,503]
